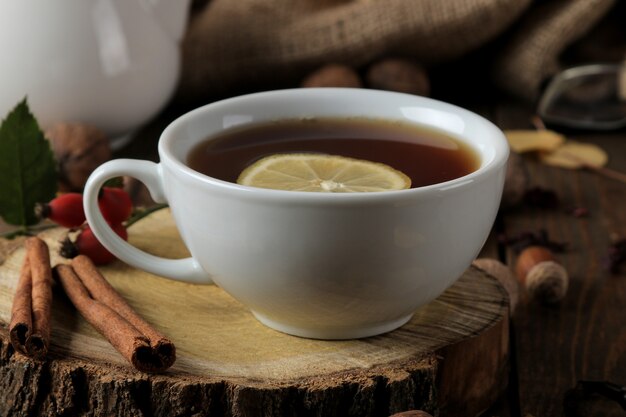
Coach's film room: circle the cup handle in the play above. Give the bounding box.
[83,159,212,284]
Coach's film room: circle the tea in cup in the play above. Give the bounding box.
[83,88,509,340]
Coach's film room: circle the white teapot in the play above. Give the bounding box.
[0,0,190,147]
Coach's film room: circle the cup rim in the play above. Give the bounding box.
[159,88,509,201]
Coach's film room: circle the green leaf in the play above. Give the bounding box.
[0,99,57,226]
[103,177,124,188]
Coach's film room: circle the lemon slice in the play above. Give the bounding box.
[237,153,411,192]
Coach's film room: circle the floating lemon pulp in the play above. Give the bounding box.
[236,153,411,192]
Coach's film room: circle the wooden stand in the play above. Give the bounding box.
[0,209,509,417]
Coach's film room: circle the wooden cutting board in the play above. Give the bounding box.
[0,208,509,417]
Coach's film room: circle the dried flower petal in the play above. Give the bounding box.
[605,239,626,274]
[540,141,608,169]
[568,206,590,218]
[504,130,565,153]
[500,229,568,254]
[523,187,560,209]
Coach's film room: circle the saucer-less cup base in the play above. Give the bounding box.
[82,89,509,340]
[253,311,415,340]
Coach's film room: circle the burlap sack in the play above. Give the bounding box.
[493,0,616,100]
[180,0,617,102]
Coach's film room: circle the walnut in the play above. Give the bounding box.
[366,58,430,96]
[123,176,156,208]
[473,258,520,314]
[301,64,362,88]
[45,123,111,192]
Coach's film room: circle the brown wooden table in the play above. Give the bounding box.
[0,92,623,416]
[481,100,625,417]
[115,94,626,417]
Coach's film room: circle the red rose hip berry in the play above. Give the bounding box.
[75,223,128,265]
[38,193,86,228]
[98,187,133,224]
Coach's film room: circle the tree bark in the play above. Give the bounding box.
[0,209,509,417]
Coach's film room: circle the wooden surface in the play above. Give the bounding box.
[492,103,626,417]
[1,86,624,416]
[116,97,626,417]
[0,209,509,417]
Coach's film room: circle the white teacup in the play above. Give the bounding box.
[83,89,509,340]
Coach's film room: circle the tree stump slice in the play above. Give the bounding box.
[0,209,509,417]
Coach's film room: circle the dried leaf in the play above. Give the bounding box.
[540,141,608,169]
[504,130,565,153]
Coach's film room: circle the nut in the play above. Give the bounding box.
[515,246,569,304]
[45,123,111,191]
[301,64,362,88]
[366,58,429,96]
[123,176,155,208]
[515,246,555,284]
[525,261,569,304]
[473,258,520,314]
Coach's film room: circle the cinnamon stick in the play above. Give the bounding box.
[26,238,53,359]
[54,256,175,372]
[9,237,53,359]
[54,264,154,371]
[9,257,33,355]
[71,255,176,368]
